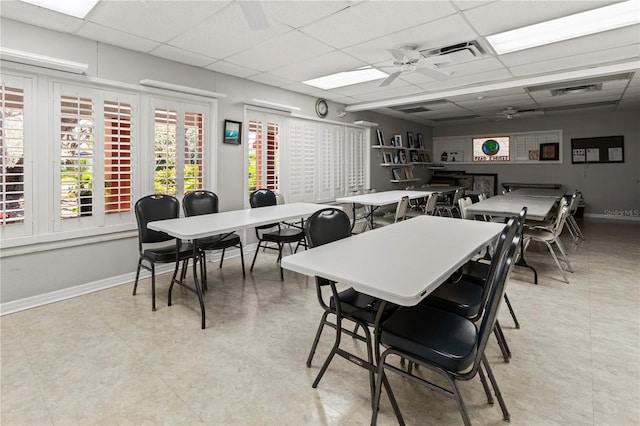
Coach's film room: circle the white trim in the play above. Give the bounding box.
[584,212,640,221]
[139,79,226,99]
[0,247,249,316]
[0,47,88,74]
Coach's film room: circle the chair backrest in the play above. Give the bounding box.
[250,189,277,208]
[135,194,180,245]
[305,208,351,249]
[552,204,571,238]
[471,216,523,377]
[458,197,474,220]
[424,193,438,215]
[183,190,219,217]
[394,196,410,222]
[568,191,580,215]
[478,192,487,201]
[451,188,464,206]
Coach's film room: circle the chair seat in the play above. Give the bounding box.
[261,227,305,243]
[196,233,241,250]
[523,228,555,241]
[421,280,483,318]
[461,260,490,287]
[142,242,193,263]
[380,304,478,372]
[330,287,396,324]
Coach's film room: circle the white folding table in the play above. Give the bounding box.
[336,189,456,231]
[148,202,334,328]
[466,195,558,283]
[282,215,504,306]
[506,188,566,199]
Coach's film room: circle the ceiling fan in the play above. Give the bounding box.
[496,106,544,120]
[379,46,453,87]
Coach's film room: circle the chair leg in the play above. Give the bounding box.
[449,376,471,426]
[277,243,285,281]
[150,262,156,311]
[306,311,329,367]
[200,251,208,292]
[482,354,510,422]
[312,315,342,388]
[493,324,510,363]
[250,240,263,271]
[133,259,142,295]
[239,242,246,277]
[372,354,405,426]
[543,241,570,283]
[495,320,511,359]
[569,216,585,240]
[504,293,520,329]
[219,247,226,268]
[478,364,494,405]
[554,239,573,272]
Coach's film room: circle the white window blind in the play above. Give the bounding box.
[104,100,132,214]
[317,124,344,201]
[154,107,178,195]
[287,119,316,202]
[60,95,94,219]
[247,117,280,196]
[0,83,25,226]
[346,127,367,192]
[184,111,204,192]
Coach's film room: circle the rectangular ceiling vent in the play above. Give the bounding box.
[420,41,485,63]
[392,105,430,113]
[550,83,602,96]
[526,72,634,93]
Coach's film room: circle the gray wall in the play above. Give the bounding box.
[0,19,428,304]
[432,109,640,216]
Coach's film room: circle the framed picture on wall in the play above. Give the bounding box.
[417,133,425,149]
[223,119,242,144]
[393,134,402,147]
[376,129,385,145]
[469,173,498,197]
[539,142,559,161]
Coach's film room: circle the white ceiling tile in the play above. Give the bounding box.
[88,0,227,42]
[77,22,160,53]
[269,50,366,81]
[355,85,425,102]
[169,5,292,60]
[510,45,640,77]
[0,0,84,33]
[204,61,259,79]
[301,0,457,49]
[246,73,293,87]
[418,68,513,91]
[149,44,216,67]
[262,1,351,28]
[225,30,334,72]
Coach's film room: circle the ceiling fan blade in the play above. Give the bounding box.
[389,49,406,62]
[416,66,451,81]
[238,1,269,31]
[380,71,402,87]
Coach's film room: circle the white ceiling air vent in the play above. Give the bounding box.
[420,41,485,64]
[550,83,602,96]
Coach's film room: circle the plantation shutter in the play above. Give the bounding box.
[0,83,25,226]
[287,119,316,202]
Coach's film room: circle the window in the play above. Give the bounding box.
[153,102,206,196]
[54,84,137,232]
[246,109,368,204]
[0,83,25,226]
[247,115,281,196]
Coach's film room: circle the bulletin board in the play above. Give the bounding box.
[571,135,624,164]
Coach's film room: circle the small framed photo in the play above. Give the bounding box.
[392,168,404,180]
[540,143,559,161]
[407,132,415,148]
[382,152,392,164]
[223,119,242,144]
[417,133,425,149]
[399,150,408,164]
[376,129,385,145]
[393,134,402,147]
[410,151,419,162]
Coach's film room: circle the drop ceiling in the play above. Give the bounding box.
[1,0,639,126]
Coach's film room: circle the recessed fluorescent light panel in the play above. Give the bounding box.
[303,67,388,90]
[487,0,640,54]
[19,0,100,18]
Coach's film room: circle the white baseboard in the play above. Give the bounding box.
[0,246,252,316]
[583,213,640,222]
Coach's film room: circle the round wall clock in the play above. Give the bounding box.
[315,98,328,118]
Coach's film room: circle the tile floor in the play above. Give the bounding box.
[1,219,639,425]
